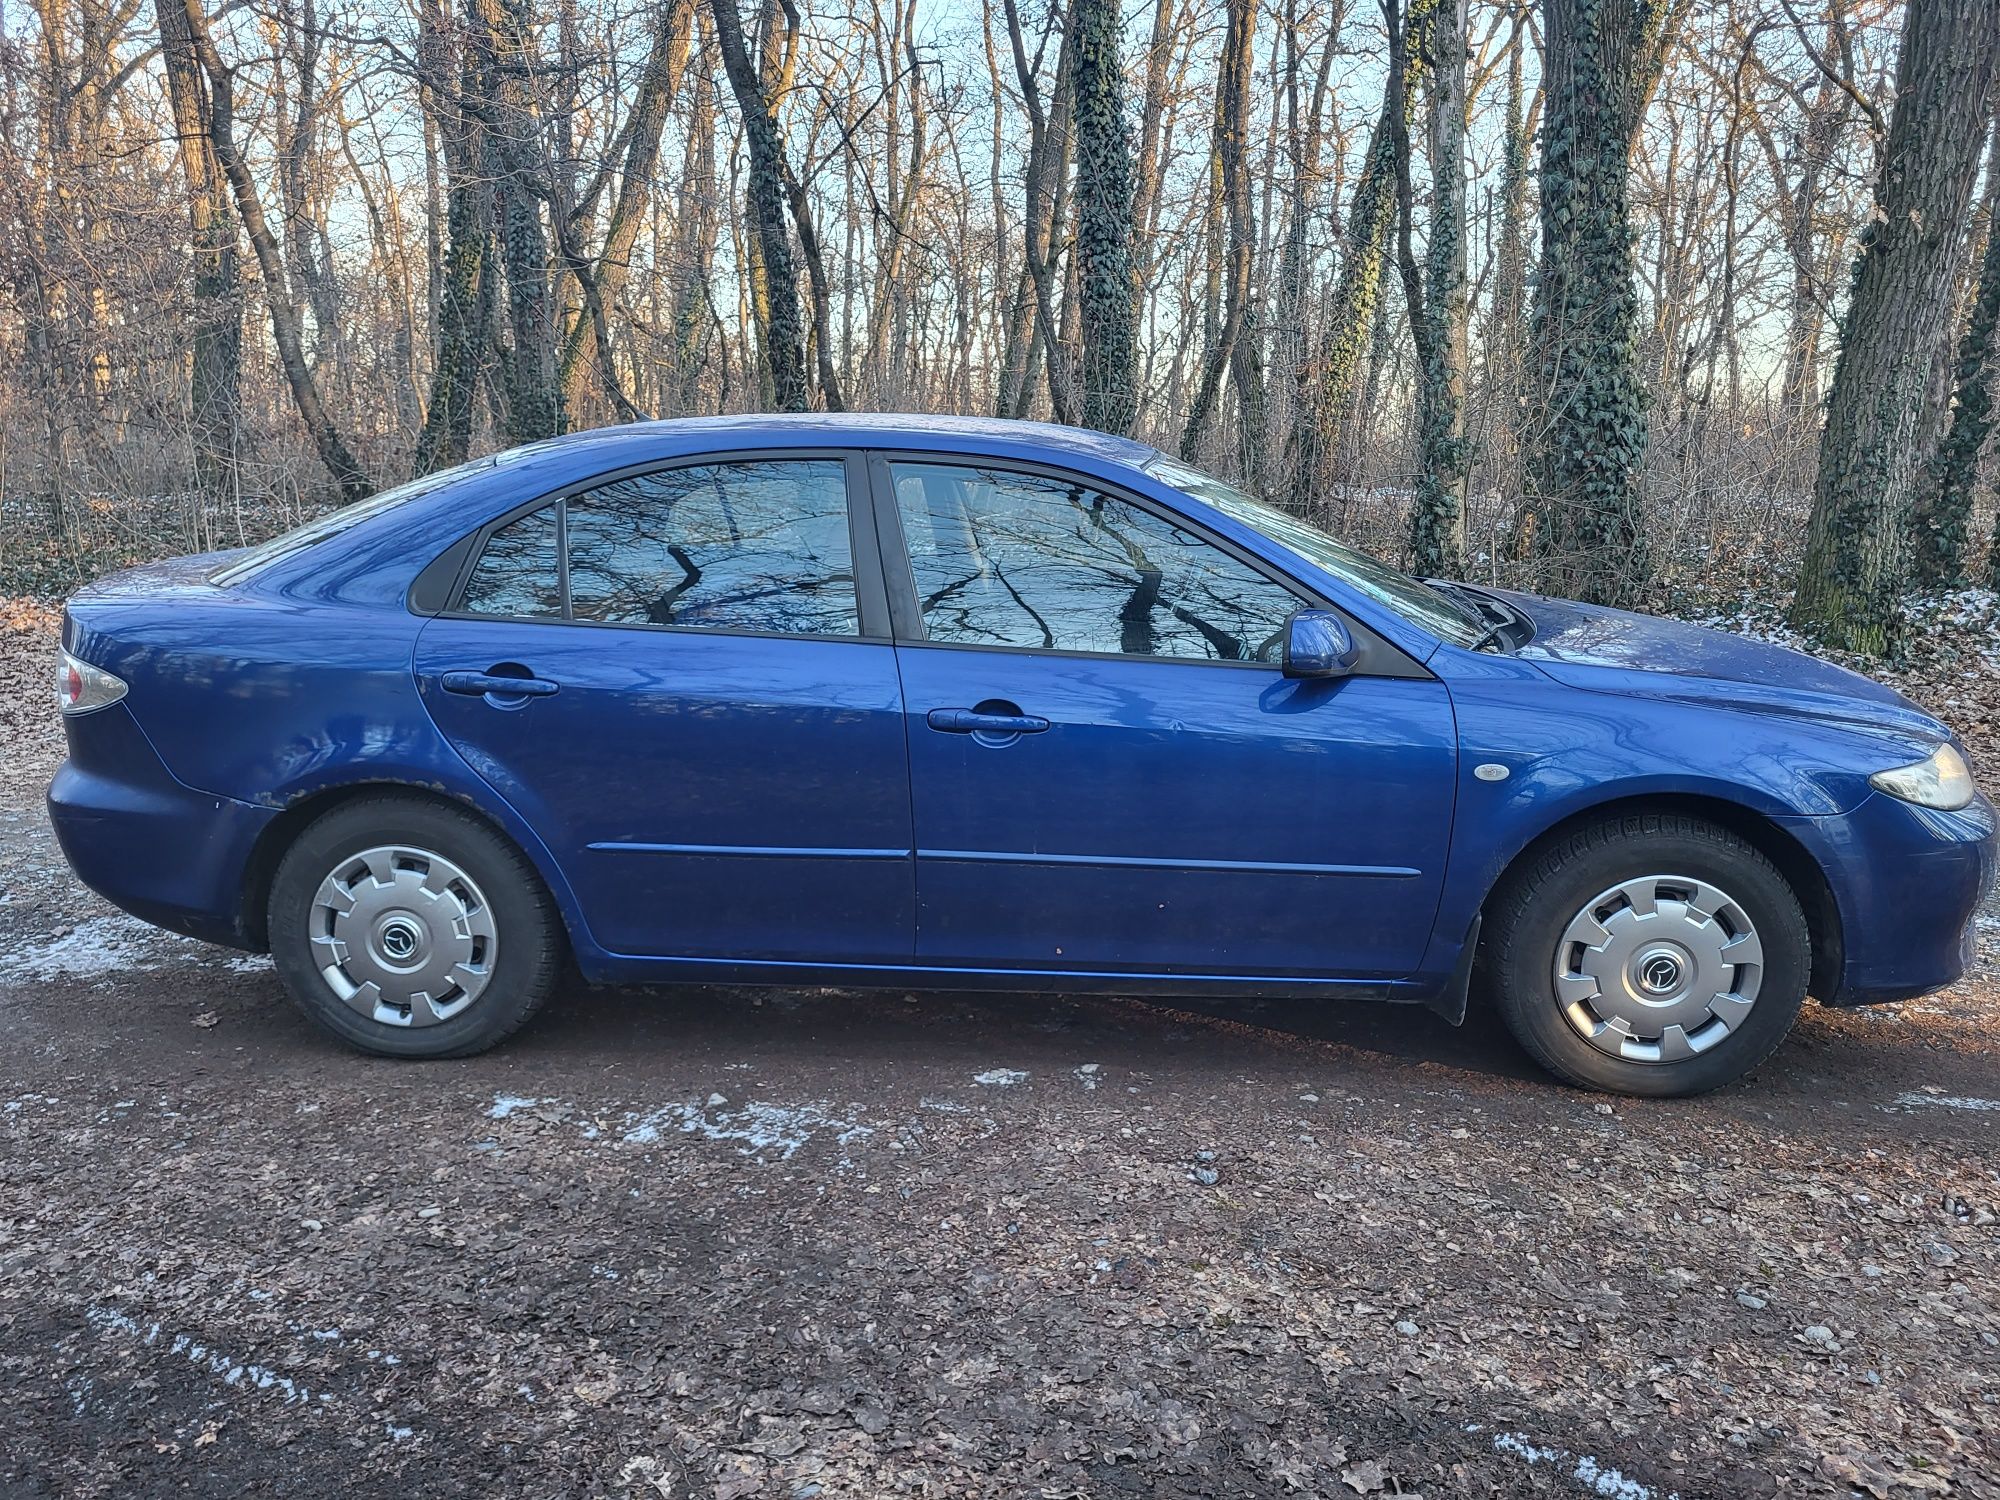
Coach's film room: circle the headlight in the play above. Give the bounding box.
[55,648,127,716]
[1870,743,1975,811]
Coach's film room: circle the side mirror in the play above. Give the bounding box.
[1282,608,1359,679]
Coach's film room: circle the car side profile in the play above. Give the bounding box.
[48,414,1997,1096]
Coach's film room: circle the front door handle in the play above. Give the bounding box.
[440,670,560,699]
[926,707,1050,735]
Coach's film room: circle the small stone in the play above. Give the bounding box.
[1394,1320,1419,1337]
[1191,1167,1219,1186]
[1594,1103,1614,1115]
[1861,1263,1884,1278]
[1449,1128,1469,1139]
[707,1093,727,1108]
[1802,1325,1839,1351]
[300,1218,322,1231]
[1299,1093,1319,1103]
[1736,1292,1767,1310]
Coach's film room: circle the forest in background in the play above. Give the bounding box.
[2,0,1999,657]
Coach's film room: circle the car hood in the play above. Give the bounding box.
[1494,589,1949,744]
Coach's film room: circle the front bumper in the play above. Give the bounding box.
[1787,789,1998,1006]
[46,702,275,950]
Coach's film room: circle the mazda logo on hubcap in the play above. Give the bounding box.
[1640,954,1682,994]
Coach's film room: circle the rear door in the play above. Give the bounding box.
[414,451,914,964]
[875,456,1457,979]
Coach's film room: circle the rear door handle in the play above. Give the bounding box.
[440,670,559,698]
[926,708,1050,735]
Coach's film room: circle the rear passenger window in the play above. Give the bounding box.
[566,460,857,636]
[459,503,561,618]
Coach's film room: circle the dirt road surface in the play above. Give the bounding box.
[2,609,1997,1499]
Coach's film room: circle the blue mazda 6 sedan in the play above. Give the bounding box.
[47,414,1996,1095]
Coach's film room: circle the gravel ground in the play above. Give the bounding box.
[2,603,1998,1499]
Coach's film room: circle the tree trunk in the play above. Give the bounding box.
[558,0,692,413]
[156,0,241,502]
[1403,0,1470,577]
[473,0,564,443]
[416,0,493,472]
[1289,0,1420,517]
[1070,0,1138,436]
[1179,0,1259,476]
[1789,0,2000,651]
[1526,0,1679,605]
[1911,112,2000,589]
[1484,6,1534,548]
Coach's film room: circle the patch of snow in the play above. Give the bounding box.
[973,1068,1027,1087]
[1893,1091,2000,1112]
[486,1093,547,1120]
[488,1091,872,1164]
[0,913,274,983]
[85,1304,327,1406]
[1480,1428,1677,1500]
[0,915,183,982]
[621,1099,871,1161]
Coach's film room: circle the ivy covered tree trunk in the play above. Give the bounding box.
[1289,0,1425,517]
[1910,117,2000,589]
[416,4,493,474]
[472,0,563,444]
[1789,0,2000,652]
[1527,0,1675,605]
[1404,0,1469,577]
[710,0,808,411]
[1070,0,1137,437]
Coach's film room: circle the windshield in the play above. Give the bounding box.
[1144,457,1484,646]
[209,448,536,585]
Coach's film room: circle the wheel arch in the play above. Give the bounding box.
[1479,792,1843,1001]
[238,780,581,952]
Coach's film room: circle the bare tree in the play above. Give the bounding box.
[182,0,371,501]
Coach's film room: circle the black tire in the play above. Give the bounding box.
[268,794,565,1058]
[1485,812,1810,1097]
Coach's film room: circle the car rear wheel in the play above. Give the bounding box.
[1485,813,1810,1097]
[268,794,564,1058]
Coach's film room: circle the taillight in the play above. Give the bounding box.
[56,648,127,716]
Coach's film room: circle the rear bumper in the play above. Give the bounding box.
[1791,790,1997,1007]
[46,704,274,950]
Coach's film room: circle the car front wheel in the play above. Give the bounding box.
[268,794,564,1058]
[1486,812,1810,1097]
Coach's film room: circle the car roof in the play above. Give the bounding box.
[532,411,1162,468]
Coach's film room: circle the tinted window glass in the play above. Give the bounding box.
[567,460,857,635]
[1145,457,1483,646]
[890,462,1300,660]
[460,503,561,618]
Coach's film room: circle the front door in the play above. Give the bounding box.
[415,452,913,964]
[879,458,1456,979]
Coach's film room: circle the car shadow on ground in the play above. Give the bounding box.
[501,971,1555,1090]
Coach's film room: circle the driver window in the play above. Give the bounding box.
[889,461,1301,661]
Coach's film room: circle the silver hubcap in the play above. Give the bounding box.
[309,845,497,1027]
[1553,874,1763,1064]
